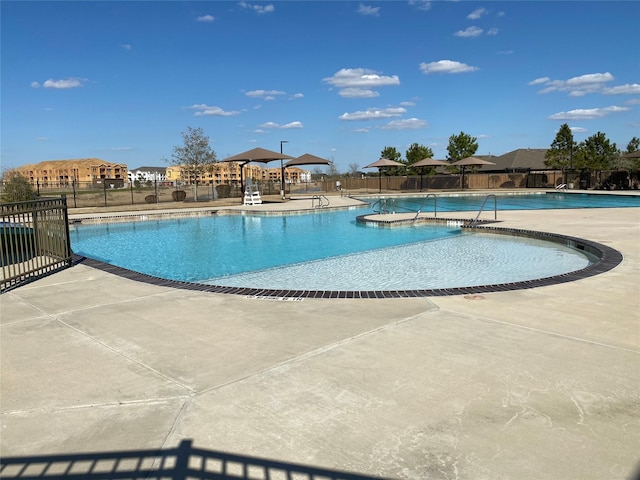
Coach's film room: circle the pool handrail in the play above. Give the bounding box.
[470,194,497,224]
[413,194,438,222]
[312,195,330,208]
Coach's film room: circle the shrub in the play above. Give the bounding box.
[172,190,187,201]
[145,195,157,203]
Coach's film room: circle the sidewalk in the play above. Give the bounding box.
[1,203,639,479]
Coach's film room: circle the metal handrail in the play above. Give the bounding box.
[470,194,497,224]
[413,194,437,222]
[312,195,330,208]
[371,197,396,214]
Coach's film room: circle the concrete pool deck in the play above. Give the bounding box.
[1,193,639,479]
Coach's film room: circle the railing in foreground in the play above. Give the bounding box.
[1,197,72,293]
[0,439,387,480]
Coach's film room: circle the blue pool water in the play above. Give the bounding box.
[69,191,629,290]
[367,192,640,214]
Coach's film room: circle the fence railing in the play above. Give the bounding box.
[1,197,72,293]
[0,439,387,480]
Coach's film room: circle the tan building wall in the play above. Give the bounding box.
[14,159,128,186]
[165,163,309,185]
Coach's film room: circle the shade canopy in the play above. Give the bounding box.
[285,153,331,167]
[220,147,294,198]
[451,156,496,167]
[364,158,404,168]
[412,158,449,168]
[220,147,292,164]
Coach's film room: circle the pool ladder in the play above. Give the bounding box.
[312,195,330,208]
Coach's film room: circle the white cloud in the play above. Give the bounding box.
[290,93,304,99]
[259,122,279,128]
[338,87,379,98]
[497,49,513,55]
[357,4,380,16]
[626,98,640,105]
[31,81,40,88]
[528,77,550,85]
[245,89,286,98]
[419,60,478,74]
[380,118,428,130]
[339,107,406,121]
[196,14,215,22]
[121,44,132,50]
[467,7,487,20]
[351,128,369,133]
[454,26,483,38]
[487,28,499,35]
[253,129,268,134]
[323,68,400,97]
[532,72,615,96]
[36,137,48,142]
[548,105,629,120]
[239,2,274,14]
[602,83,640,95]
[111,146,132,151]
[281,121,303,129]
[41,78,86,89]
[570,126,587,133]
[409,0,431,11]
[399,101,416,107]
[186,104,241,116]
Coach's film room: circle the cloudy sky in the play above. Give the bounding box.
[1,1,638,171]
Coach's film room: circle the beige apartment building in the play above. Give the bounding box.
[165,163,309,185]
[13,158,128,187]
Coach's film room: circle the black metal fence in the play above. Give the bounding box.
[0,439,387,480]
[1,197,72,293]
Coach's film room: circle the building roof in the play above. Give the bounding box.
[131,166,167,173]
[491,148,549,171]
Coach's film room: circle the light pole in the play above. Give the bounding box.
[280,140,288,199]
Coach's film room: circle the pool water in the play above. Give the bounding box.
[70,203,598,291]
[375,192,640,214]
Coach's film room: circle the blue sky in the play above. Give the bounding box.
[2,1,639,172]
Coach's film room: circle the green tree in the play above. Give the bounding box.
[168,127,217,201]
[380,146,404,175]
[1,170,35,203]
[574,131,618,171]
[624,136,640,171]
[405,143,434,175]
[544,123,576,170]
[446,131,478,162]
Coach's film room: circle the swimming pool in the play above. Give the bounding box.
[70,192,629,295]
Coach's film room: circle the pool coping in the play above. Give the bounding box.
[71,218,623,299]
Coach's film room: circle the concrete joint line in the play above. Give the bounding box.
[450,309,640,354]
[56,318,197,393]
[197,310,432,396]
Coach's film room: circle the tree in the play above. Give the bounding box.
[347,162,361,176]
[544,123,576,170]
[380,146,404,175]
[446,131,478,162]
[574,132,618,172]
[405,143,434,175]
[624,136,640,171]
[168,127,217,201]
[1,170,35,203]
[326,156,340,177]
